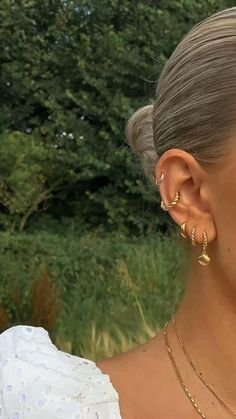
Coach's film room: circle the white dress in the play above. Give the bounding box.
[0,325,123,419]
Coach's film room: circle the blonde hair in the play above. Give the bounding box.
[126,7,236,184]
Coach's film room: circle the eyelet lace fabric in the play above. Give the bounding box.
[0,325,122,419]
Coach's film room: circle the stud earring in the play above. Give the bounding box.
[198,231,211,266]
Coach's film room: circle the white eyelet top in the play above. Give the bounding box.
[0,325,122,419]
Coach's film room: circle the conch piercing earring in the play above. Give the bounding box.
[198,231,211,266]
[160,191,180,211]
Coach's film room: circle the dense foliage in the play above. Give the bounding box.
[0,229,186,358]
[0,0,235,234]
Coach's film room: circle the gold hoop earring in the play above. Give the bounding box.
[155,172,164,187]
[198,231,211,266]
[191,226,197,246]
[180,222,188,239]
[160,191,180,211]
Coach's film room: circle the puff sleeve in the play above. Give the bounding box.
[0,325,122,419]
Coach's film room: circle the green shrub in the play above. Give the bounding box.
[1,0,235,233]
[0,228,187,359]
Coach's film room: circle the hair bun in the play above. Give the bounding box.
[126,104,158,184]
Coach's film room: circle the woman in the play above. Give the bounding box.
[1,6,236,418]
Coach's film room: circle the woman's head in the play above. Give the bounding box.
[127,7,236,183]
[126,7,236,280]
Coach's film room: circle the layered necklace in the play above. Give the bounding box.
[163,316,236,418]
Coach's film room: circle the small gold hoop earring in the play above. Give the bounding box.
[198,231,211,266]
[155,172,164,187]
[160,191,180,211]
[191,226,197,246]
[180,222,188,239]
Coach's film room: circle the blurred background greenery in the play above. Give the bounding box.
[0,0,234,359]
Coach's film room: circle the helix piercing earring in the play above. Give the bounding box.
[160,191,180,211]
[191,226,197,246]
[155,172,164,187]
[198,231,211,266]
[180,222,188,239]
[157,171,180,211]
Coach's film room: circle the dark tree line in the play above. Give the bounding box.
[0,0,234,233]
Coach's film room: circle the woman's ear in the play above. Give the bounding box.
[155,149,216,244]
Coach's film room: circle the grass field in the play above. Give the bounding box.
[0,228,188,360]
[54,228,186,360]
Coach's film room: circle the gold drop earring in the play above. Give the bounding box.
[198,231,211,266]
[190,226,211,265]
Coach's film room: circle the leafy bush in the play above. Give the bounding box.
[0,0,235,233]
[0,228,187,358]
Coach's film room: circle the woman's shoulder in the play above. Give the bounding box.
[0,325,122,418]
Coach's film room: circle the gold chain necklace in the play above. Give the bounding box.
[172,315,236,417]
[163,321,208,418]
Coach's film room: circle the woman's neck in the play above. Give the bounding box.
[175,255,236,407]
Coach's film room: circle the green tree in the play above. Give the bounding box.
[0,131,81,231]
[0,0,234,233]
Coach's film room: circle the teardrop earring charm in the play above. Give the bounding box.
[198,231,211,266]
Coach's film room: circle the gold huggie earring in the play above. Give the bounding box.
[161,191,180,211]
[156,172,164,187]
[180,222,188,239]
[198,231,211,266]
[191,226,197,246]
